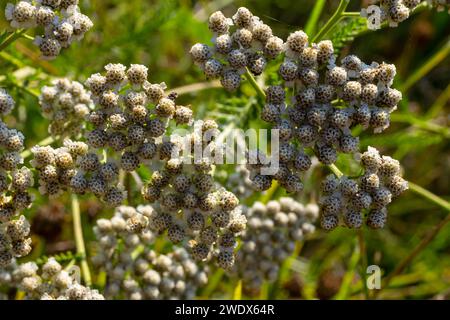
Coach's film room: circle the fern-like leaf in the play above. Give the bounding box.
[329,17,368,56]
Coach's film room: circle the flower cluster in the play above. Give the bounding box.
[92,206,209,299]
[319,146,409,231]
[5,0,93,59]
[85,63,193,174]
[39,78,93,138]
[226,164,254,200]
[140,120,246,269]
[248,31,402,193]
[190,7,285,91]
[235,198,318,291]
[0,89,33,267]
[31,140,127,206]
[361,0,450,30]
[1,258,104,299]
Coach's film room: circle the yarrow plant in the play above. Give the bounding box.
[0,1,448,301]
[5,0,93,59]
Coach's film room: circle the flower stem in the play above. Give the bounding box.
[71,194,92,286]
[20,135,57,159]
[244,68,266,100]
[304,0,327,36]
[390,113,450,138]
[358,228,370,299]
[312,0,351,43]
[0,29,26,52]
[408,181,450,211]
[328,163,344,178]
[401,38,450,93]
[232,280,242,300]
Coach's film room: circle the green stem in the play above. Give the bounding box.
[232,280,242,300]
[341,12,361,17]
[0,29,26,52]
[427,83,450,119]
[358,228,370,299]
[71,194,92,286]
[21,33,34,41]
[304,0,327,36]
[20,135,57,159]
[312,0,351,43]
[401,38,450,93]
[244,68,266,99]
[408,182,450,211]
[328,164,344,178]
[390,113,450,137]
[335,240,360,299]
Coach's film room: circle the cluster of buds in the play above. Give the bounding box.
[319,146,409,230]
[85,63,193,174]
[226,164,254,200]
[0,90,33,267]
[5,0,93,59]
[190,7,285,91]
[39,78,93,138]
[235,198,318,291]
[140,120,246,269]
[361,0,449,30]
[249,30,402,193]
[31,139,127,206]
[3,258,103,299]
[92,206,209,299]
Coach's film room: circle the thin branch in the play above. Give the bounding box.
[328,164,344,178]
[244,68,266,100]
[0,29,26,52]
[71,194,92,286]
[312,0,351,43]
[358,228,370,299]
[408,182,450,211]
[401,38,450,93]
[304,0,327,36]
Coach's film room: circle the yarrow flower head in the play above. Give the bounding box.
[234,198,318,292]
[62,63,194,207]
[39,78,93,138]
[247,29,402,193]
[190,7,285,91]
[5,0,93,59]
[226,164,255,200]
[0,90,34,267]
[318,146,408,231]
[92,205,209,299]
[1,258,104,299]
[136,119,247,269]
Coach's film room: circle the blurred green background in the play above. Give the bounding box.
[0,0,449,299]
